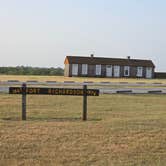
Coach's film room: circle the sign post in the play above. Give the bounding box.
[83,85,87,121]
[22,83,27,120]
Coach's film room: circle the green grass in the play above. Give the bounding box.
[0,94,166,165]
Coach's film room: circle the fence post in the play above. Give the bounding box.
[83,85,87,121]
[22,83,27,120]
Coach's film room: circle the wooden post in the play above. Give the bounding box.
[22,83,27,120]
[83,85,87,121]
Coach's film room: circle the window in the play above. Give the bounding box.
[124,66,130,76]
[137,67,143,77]
[146,67,152,78]
[96,65,101,75]
[106,65,112,77]
[82,64,88,75]
[114,66,120,77]
[72,64,78,76]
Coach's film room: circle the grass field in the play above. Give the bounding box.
[0,93,166,166]
[0,75,166,165]
[1,74,166,83]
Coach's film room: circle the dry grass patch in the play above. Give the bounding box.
[0,94,166,165]
[1,75,166,83]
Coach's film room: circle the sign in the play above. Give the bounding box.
[9,87,99,96]
[9,84,99,121]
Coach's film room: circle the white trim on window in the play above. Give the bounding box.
[82,64,88,75]
[72,64,78,76]
[114,65,120,77]
[106,65,113,77]
[96,65,101,75]
[137,67,143,77]
[146,67,152,78]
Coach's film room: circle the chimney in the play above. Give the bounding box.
[90,54,94,58]
[127,56,130,60]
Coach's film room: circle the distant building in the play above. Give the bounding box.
[64,55,155,78]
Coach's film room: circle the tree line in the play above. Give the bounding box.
[0,66,64,76]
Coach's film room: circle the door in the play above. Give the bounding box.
[106,65,112,77]
[146,67,152,78]
[72,64,78,76]
[114,66,120,77]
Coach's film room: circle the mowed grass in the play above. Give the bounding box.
[0,94,166,166]
[1,74,166,83]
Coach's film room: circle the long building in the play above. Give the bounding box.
[64,55,155,78]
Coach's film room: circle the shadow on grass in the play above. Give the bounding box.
[1,117,21,121]
[1,117,102,122]
[28,117,102,122]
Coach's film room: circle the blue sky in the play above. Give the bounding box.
[0,0,166,71]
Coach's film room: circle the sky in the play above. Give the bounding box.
[0,0,166,71]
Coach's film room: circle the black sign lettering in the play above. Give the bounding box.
[9,87,99,96]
